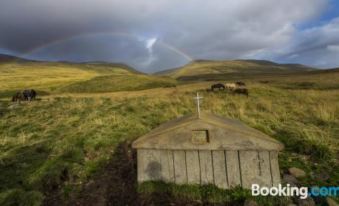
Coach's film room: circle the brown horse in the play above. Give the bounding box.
[12,92,24,102]
[211,83,225,91]
[12,89,37,102]
[235,81,246,86]
[233,87,249,96]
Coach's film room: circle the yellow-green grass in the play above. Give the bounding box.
[0,62,100,92]
[0,62,176,98]
[0,81,338,205]
[156,60,314,80]
[267,69,339,90]
[60,74,176,93]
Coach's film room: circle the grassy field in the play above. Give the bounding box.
[0,59,338,205]
[0,61,176,98]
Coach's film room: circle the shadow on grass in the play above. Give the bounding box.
[66,141,139,206]
[66,141,289,206]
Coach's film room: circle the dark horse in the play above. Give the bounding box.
[235,81,246,86]
[23,89,37,101]
[211,83,225,91]
[12,92,24,102]
[12,89,37,102]
[233,88,248,96]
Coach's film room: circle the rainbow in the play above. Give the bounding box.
[21,31,193,61]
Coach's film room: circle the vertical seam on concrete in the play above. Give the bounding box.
[184,150,188,184]
[166,150,171,182]
[198,150,202,184]
[258,151,262,176]
[238,150,243,187]
[224,150,229,188]
[211,150,215,185]
[172,150,176,183]
[166,150,169,182]
[269,151,273,187]
[137,150,140,182]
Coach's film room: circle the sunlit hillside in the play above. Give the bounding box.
[156,60,315,81]
[0,58,176,98]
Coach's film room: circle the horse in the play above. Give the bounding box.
[225,83,237,91]
[12,89,37,102]
[233,87,249,96]
[211,83,225,91]
[12,92,24,102]
[235,81,246,86]
[23,89,37,101]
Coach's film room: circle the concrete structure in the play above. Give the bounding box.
[132,112,284,189]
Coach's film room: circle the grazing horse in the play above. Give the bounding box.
[211,83,225,91]
[233,87,249,96]
[23,89,37,101]
[225,83,237,91]
[235,81,246,86]
[12,92,24,102]
[12,89,37,102]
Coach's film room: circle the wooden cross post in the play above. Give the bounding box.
[194,92,203,118]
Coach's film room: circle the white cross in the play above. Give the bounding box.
[193,92,203,117]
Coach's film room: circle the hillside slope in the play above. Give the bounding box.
[0,80,338,205]
[269,67,339,90]
[156,59,315,81]
[0,57,176,97]
[0,54,30,62]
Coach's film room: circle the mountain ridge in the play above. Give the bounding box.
[155,59,318,81]
[0,54,141,74]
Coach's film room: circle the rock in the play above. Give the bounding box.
[283,174,299,186]
[326,197,339,206]
[289,167,306,178]
[244,199,258,206]
[298,197,315,206]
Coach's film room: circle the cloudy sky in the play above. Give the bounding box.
[0,0,338,72]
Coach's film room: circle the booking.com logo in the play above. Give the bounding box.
[252,184,339,199]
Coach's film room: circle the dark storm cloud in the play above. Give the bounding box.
[1,0,337,72]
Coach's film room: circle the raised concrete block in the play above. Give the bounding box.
[173,150,187,184]
[212,150,228,189]
[159,150,175,182]
[186,150,200,184]
[270,151,281,187]
[226,151,241,187]
[199,150,214,184]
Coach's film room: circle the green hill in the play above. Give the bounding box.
[0,79,338,205]
[0,55,338,205]
[156,59,316,81]
[0,57,176,98]
[268,67,339,90]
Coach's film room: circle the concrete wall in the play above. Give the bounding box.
[137,149,281,189]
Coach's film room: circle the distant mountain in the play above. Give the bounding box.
[0,54,28,62]
[80,61,142,74]
[0,53,141,74]
[155,59,316,81]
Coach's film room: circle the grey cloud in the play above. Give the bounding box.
[0,0,334,72]
[261,18,339,68]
